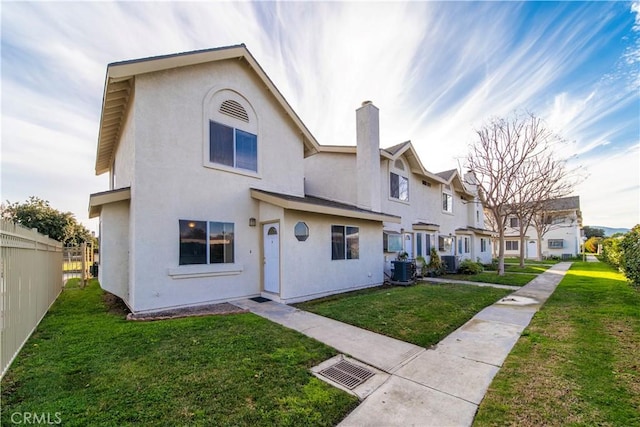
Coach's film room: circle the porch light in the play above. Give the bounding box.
[249,218,257,227]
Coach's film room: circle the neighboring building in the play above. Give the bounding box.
[502,196,583,259]
[89,45,490,314]
[304,102,493,278]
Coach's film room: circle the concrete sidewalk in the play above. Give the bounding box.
[234,262,572,426]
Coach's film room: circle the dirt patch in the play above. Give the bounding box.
[126,302,248,321]
[102,292,131,317]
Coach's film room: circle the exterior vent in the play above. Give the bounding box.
[219,99,249,122]
[394,159,405,171]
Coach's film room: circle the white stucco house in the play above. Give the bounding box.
[502,196,583,259]
[89,44,491,314]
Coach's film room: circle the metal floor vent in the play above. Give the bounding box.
[319,360,375,389]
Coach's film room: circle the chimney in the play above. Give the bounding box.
[356,101,381,211]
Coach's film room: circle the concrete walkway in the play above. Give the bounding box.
[233,262,572,426]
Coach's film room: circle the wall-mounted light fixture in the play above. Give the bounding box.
[249,218,257,227]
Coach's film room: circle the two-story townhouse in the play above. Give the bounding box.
[304,101,494,276]
[502,196,582,259]
[88,45,400,314]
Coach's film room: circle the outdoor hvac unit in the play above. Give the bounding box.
[441,256,459,274]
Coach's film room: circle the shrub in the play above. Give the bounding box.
[584,236,601,253]
[427,247,445,276]
[458,259,484,275]
[601,237,623,269]
[620,225,640,288]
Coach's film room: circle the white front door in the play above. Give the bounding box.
[404,233,413,259]
[527,240,538,259]
[263,223,280,294]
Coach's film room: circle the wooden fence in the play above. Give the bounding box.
[1,219,63,378]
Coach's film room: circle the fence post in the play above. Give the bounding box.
[81,242,87,288]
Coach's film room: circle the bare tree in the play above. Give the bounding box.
[466,112,572,275]
[509,149,575,265]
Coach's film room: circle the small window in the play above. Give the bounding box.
[506,240,519,251]
[442,192,453,213]
[438,236,453,252]
[383,232,403,252]
[294,222,309,241]
[481,238,487,253]
[210,121,257,172]
[332,225,359,260]
[179,220,234,265]
[510,217,519,228]
[548,239,564,249]
[390,172,409,201]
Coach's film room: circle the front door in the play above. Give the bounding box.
[263,223,280,294]
[527,240,538,259]
[404,233,413,259]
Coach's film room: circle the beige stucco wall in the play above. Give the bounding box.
[304,152,357,204]
[279,211,383,303]
[99,200,130,306]
[112,89,136,190]
[118,59,308,313]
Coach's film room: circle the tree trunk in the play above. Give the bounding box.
[519,228,526,268]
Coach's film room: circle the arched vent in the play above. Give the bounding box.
[219,99,249,122]
[394,159,405,171]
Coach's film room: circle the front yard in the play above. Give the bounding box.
[1,280,357,426]
[295,283,511,347]
[474,261,640,426]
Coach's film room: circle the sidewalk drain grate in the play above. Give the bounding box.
[320,360,374,389]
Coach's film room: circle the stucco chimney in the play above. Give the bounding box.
[356,101,381,211]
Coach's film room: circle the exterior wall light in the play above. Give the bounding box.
[249,218,257,227]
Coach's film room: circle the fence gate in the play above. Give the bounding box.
[63,243,94,286]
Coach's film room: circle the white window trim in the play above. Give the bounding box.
[442,186,453,214]
[388,160,410,204]
[203,87,261,178]
[168,264,244,279]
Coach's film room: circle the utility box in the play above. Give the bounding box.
[441,256,459,274]
[391,260,412,282]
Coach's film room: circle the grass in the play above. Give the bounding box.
[485,264,550,274]
[503,257,560,265]
[443,272,538,286]
[295,284,511,348]
[474,261,640,426]
[1,280,358,426]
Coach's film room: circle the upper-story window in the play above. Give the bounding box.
[442,184,453,213]
[390,159,409,202]
[510,217,519,228]
[205,89,258,175]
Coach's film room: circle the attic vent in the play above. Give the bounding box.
[444,184,452,191]
[394,159,405,171]
[422,180,431,187]
[219,99,249,122]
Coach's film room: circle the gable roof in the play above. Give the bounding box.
[435,169,457,181]
[544,196,580,212]
[95,44,320,175]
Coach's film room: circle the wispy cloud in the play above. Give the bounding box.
[1,1,638,229]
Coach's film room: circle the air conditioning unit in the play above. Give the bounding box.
[441,256,459,273]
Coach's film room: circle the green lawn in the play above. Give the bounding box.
[443,272,538,286]
[295,284,511,347]
[485,264,550,274]
[1,280,358,426]
[474,262,640,426]
[503,257,560,265]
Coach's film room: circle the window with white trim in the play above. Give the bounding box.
[481,238,488,253]
[332,225,359,260]
[506,240,519,251]
[548,239,564,249]
[442,185,453,213]
[179,220,234,265]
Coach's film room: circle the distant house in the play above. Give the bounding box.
[89,44,491,315]
[502,196,583,259]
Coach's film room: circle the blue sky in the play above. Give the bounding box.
[1,1,639,231]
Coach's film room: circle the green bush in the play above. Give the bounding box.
[427,247,445,276]
[458,259,484,275]
[601,237,623,269]
[620,225,640,288]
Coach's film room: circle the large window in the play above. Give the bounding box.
[179,220,234,265]
[332,225,359,260]
[383,232,403,252]
[506,240,519,251]
[548,239,564,249]
[210,121,257,172]
[390,172,409,201]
